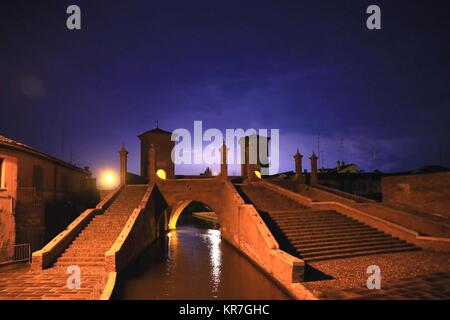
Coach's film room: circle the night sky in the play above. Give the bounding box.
[1,0,449,177]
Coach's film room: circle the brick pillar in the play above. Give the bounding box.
[148,144,156,183]
[241,139,248,178]
[119,144,128,186]
[247,162,257,181]
[294,149,304,184]
[219,141,228,180]
[310,152,318,185]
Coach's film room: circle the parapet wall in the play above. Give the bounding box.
[260,179,450,252]
[219,181,315,300]
[104,185,167,273]
[382,172,450,218]
[31,186,123,270]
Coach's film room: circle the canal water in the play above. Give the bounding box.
[114,215,290,300]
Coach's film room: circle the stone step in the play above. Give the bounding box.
[53,262,105,267]
[270,210,337,215]
[287,229,384,241]
[72,235,116,239]
[68,244,111,249]
[302,245,419,262]
[296,238,408,253]
[284,225,374,237]
[270,211,341,217]
[292,233,394,247]
[274,216,354,225]
[57,257,104,263]
[61,253,105,258]
[278,221,366,231]
[301,243,417,259]
[270,215,347,223]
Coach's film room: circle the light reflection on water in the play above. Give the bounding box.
[115,226,290,300]
[200,229,222,296]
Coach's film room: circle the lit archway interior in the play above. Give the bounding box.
[168,200,219,230]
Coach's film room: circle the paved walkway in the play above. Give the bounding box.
[321,272,450,300]
[304,250,450,300]
[0,185,147,300]
[0,265,105,300]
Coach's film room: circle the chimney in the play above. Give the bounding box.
[119,144,128,185]
[310,152,318,185]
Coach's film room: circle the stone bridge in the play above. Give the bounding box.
[1,144,450,300]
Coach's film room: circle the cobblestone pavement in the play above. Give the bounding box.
[0,265,106,300]
[320,272,450,300]
[303,250,450,300]
[0,186,147,300]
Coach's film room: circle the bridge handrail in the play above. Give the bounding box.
[225,181,316,300]
[104,184,154,272]
[259,180,313,207]
[31,186,124,270]
[259,179,450,251]
[223,180,245,205]
[312,200,450,251]
[313,183,377,203]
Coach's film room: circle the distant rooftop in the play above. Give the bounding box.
[0,134,90,174]
[138,127,172,138]
[385,165,450,176]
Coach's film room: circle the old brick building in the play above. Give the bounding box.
[0,135,97,254]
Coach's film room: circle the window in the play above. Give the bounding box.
[32,165,44,192]
[0,158,5,189]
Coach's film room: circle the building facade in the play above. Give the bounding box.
[0,135,97,254]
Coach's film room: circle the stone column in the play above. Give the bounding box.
[294,149,303,183]
[148,144,156,183]
[241,139,248,178]
[309,152,318,185]
[247,162,257,182]
[219,141,228,180]
[119,144,128,186]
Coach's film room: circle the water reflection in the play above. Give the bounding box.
[200,229,221,296]
[115,219,290,300]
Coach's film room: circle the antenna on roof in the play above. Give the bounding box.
[61,128,65,161]
[317,133,320,161]
[156,120,159,128]
[321,150,324,168]
[340,137,344,163]
[372,146,376,171]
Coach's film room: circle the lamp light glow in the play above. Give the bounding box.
[156,169,167,180]
[99,170,119,189]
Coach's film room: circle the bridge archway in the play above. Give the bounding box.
[156,179,227,233]
[168,199,219,230]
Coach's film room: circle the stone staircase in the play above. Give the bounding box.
[0,185,147,300]
[237,184,417,262]
[54,185,147,268]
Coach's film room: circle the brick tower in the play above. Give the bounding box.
[139,126,175,180]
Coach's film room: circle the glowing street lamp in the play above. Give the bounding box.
[99,170,118,189]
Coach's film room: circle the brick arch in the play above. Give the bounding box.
[168,199,219,229]
[156,179,227,231]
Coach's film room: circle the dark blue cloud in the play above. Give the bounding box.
[1,0,449,177]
